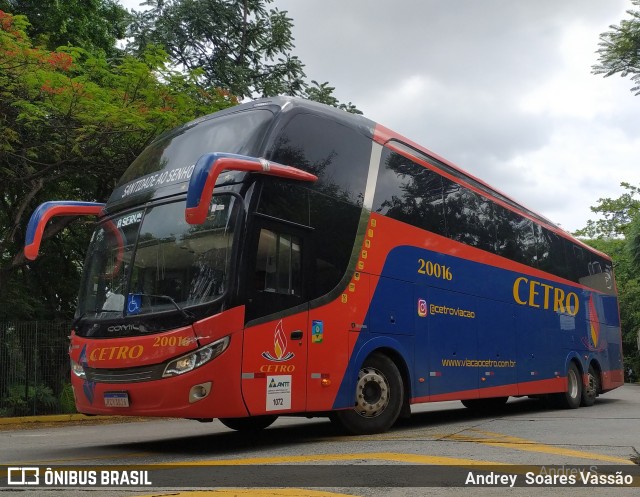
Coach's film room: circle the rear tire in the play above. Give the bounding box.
[333,353,404,435]
[461,397,509,411]
[218,415,277,432]
[550,362,582,409]
[581,365,600,407]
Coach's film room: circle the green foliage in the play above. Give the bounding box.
[0,10,236,319]
[627,213,640,272]
[578,183,640,373]
[126,0,361,112]
[593,0,640,95]
[58,382,76,414]
[0,0,130,56]
[573,182,640,239]
[304,80,362,115]
[127,0,306,99]
[2,384,58,416]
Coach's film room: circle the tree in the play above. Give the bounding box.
[628,212,640,271]
[127,0,306,99]
[573,182,640,239]
[593,0,640,95]
[0,10,236,320]
[576,183,640,374]
[126,0,362,113]
[0,0,130,56]
[303,80,362,115]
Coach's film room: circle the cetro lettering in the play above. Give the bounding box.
[512,277,579,316]
[259,364,296,373]
[89,345,144,361]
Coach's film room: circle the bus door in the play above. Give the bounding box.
[241,219,310,415]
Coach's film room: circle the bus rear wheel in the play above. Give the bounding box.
[218,415,278,432]
[333,353,404,435]
[581,365,600,407]
[551,362,582,409]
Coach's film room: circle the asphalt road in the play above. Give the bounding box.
[1,384,639,497]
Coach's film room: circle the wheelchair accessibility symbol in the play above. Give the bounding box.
[127,294,142,315]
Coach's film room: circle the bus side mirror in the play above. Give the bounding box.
[24,201,105,260]
[185,152,317,225]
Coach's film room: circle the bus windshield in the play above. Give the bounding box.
[77,194,239,321]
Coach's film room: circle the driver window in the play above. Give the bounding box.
[255,229,301,296]
[247,226,305,322]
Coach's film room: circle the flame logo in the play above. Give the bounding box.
[588,295,600,348]
[582,294,605,352]
[262,320,295,362]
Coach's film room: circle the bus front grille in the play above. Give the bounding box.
[84,364,165,383]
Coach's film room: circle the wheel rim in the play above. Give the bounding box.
[355,366,390,418]
[568,368,579,399]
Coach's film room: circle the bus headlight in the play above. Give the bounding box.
[163,336,230,378]
[70,359,86,378]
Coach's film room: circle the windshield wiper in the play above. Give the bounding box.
[72,307,122,328]
[130,294,196,323]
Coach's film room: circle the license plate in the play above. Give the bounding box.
[104,392,129,407]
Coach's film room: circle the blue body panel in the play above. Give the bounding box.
[334,245,621,408]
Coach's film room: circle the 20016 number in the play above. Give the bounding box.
[417,259,453,280]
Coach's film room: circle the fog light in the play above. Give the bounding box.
[189,382,212,403]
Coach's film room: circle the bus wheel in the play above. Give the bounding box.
[461,397,509,411]
[218,415,278,432]
[551,362,582,409]
[581,366,600,407]
[333,353,404,435]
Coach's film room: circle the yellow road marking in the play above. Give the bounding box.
[442,429,634,465]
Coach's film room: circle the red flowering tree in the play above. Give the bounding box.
[0,11,236,319]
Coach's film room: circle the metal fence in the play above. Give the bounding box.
[0,321,74,417]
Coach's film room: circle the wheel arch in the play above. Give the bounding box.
[334,335,413,410]
[564,352,584,376]
[373,346,412,415]
[587,358,603,394]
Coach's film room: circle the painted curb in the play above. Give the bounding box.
[0,414,122,425]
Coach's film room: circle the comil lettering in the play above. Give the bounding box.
[512,277,579,316]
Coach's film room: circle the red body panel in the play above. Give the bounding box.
[70,306,248,418]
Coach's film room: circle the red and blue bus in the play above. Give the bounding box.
[24,97,623,434]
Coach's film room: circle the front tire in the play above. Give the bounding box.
[550,362,582,409]
[218,415,277,432]
[333,353,404,435]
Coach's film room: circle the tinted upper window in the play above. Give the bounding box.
[374,145,612,291]
[373,148,446,235]
[494,204,537,266]
[268,113,371,205]
[442,176,496,252]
